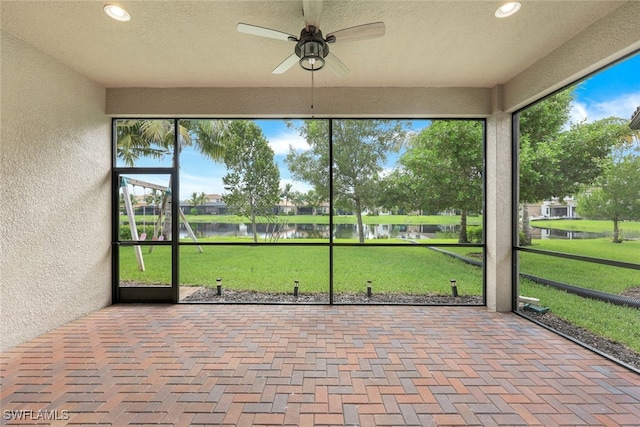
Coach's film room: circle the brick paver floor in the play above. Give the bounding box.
[1,305,639,426]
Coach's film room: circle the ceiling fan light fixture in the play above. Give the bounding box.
[104,4,130,21]
[299,40,325,71]
[495,2,521,18]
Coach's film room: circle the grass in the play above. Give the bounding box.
[520,279,640,354]
[447,237,639,295]
[119,243,483,296]
[529,238,640,263]
[520,238,639,295]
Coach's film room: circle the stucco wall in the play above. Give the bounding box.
[0,31,111,351]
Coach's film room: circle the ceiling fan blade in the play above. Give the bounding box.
[272,53,299,74]
[326,53,349,77]
[327,22,385,43]
[237,23,296,42]
[303,0,323,29]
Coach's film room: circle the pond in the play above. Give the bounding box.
[531,226,607,239]
[178,222,462,240]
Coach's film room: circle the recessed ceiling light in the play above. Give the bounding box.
[495,2,521,18]
[104,4,130,22]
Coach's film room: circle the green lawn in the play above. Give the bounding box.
[530,238,640,262]
[522,239,639,295]
[450,238,639,295]
[119,243,483,296]
[520,279,640,354]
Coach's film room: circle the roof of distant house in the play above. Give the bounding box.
[631,106,640,130]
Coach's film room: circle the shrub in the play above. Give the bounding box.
[467,226,483,243]
[119,225,156,241]
[518,229,528,246]
[465,226,526,245]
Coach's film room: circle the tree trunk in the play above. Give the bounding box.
[161,196,172,240]
[354,198,365,244]
[613,218,622,243]
[458,209,468,243]
[521,202,532,246]
[251,212,258,243]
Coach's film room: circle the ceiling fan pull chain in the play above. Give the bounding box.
[311,65,315,118]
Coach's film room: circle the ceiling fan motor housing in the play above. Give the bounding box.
[295,26,329,70]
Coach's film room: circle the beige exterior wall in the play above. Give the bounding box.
[485,105,513,313]
[1,31,111,351]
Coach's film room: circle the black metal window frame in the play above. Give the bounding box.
[112,117,487,305]
[510,51,640,311]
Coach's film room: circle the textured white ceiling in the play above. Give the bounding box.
[0,1,630,89]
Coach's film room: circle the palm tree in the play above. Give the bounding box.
[117,119,232,238]
[290,190,303,215]
[116,119,231,166]
[188,192,200,215]
[279,183,293,215]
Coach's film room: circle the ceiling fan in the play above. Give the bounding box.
[237,0,385,76]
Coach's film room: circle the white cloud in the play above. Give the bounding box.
[268,130,310,155]
[569,101,589,125]
[570,92,640,125]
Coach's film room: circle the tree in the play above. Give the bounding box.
[397,120,483,243]
[222,121,280,243]
[188,192,200,214]
[289,190,304,215]
[144,190,162,212]
[116,119,231,166]
[280,183,293,214]
[304,189,325,216]
[187,191,208,215]
[286,120,407,243]
[518,90,632,244]
[518,91,573,244]
[577,148,640,243]
[116,119,233,239]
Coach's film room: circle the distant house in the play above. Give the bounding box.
[181,194,227,215]
[526,196,579,220]
[277,199,296,215]
[631,106,640,130]
[540,196,578,218]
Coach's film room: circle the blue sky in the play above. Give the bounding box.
[132,52,640,199]
[570,52,640,124]
[177,119,431,197]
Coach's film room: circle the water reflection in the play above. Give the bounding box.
[179,222,330,239]
[531,227,607,239]
[178,222,461,240]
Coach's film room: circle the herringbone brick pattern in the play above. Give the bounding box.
[1,305,639,426]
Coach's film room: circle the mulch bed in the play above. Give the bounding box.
[182,287,483,305]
